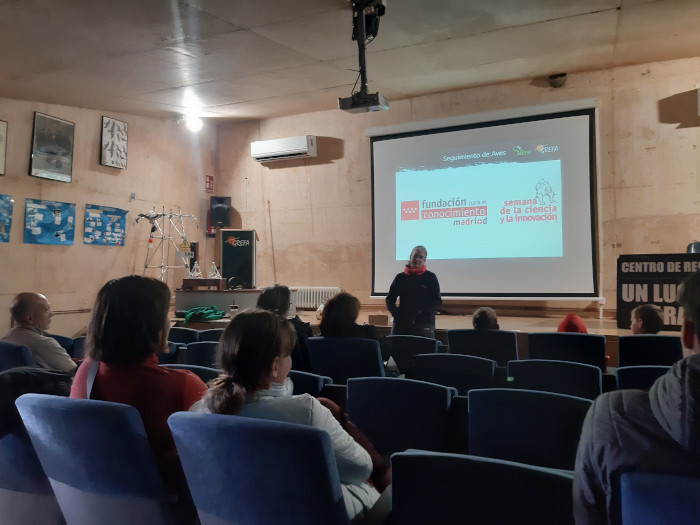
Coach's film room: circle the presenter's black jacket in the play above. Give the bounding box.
[385,270,441,335]
[573,354,700,525]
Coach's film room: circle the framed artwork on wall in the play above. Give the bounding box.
[0,120,7,176]
[100,116,128,169]
[29,112,75,183]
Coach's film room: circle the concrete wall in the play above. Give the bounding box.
[0,99,218,336]
[216,56,700,316]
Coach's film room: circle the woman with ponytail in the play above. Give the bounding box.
[385,245,442,338]
[192,309,381,520]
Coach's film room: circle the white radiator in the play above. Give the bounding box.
[294,286,342,309]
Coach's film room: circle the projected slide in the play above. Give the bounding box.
[371,108,598,297]
[396,159,562,259]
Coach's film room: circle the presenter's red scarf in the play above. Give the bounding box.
[404,265,427,275]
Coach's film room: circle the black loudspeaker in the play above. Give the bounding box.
[210,196,231,227]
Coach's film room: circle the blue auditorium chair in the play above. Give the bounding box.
[617,335,682,367]
[347,377,456,458]
[182,341,218,368]
[70,336,86,359]
[306,337,384,385]
[168,412,350,525]
[157,341,185,365]
[160,364,220,383]
[167,326,199,345]
[507,359,602,399]
[0,342,35,372]
[468,388,592,470]
[620,472,700,525]
[615,365,671,391]
[0,367,71,525]
[527,332,607,371]
[0,422,63,525]
[412,353,496,395]
[16,394,177,525]
[386,335,439,377]
[198,328,225,343]
[391,450,574,525]
[288,370,333,396]
[447,329,519,366]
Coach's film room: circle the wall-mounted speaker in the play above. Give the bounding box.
[210,196,231,227]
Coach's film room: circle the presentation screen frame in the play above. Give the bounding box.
[370,103,600,300]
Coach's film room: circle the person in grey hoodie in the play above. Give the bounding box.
[573,270,700,525]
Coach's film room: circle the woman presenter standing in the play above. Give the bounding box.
[385,245,441,338]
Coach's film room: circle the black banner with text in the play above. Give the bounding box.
[617,253,700,330]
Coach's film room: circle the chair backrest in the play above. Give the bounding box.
[0,342,36,372]
[507,359,602,399]
[183,341,218,368]
[620,472,700,525]
[346,377,456,457]
[288,370,333,396]
[387,335,439,377]
[168,412,349,525]
[468,388,592,470]
[391,450,574,525]
[527,332,607,371]
[447,329,519,367]
[167,326,199,345]
[71,336,86,359]
[198,328,225,343]
[15,394,174,525]
[306,337,385,385]
[615,365,671,391]
[0,423,63,525]
[618,335,683,367]
[160,364,220,383]
[158,342,185,365]
[412,353,496,395]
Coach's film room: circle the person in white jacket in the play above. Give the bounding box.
[191,309,380,519]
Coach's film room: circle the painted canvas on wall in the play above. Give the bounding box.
[84,204,127,246]
[100,116,128,169]
[24,198,75,245]
[0,120,7,176]
[0,194,13,242]
[29,112,75,183]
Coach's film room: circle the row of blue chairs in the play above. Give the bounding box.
[11,392,698,525]
[444,330,681,369]
[6,373,700,525]
[37,328,681,371]
[9,382,586,524]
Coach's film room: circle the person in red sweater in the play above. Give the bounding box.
[71,275,207,522]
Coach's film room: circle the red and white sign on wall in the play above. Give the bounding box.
[205,175,214,193]
[400,200,420,221]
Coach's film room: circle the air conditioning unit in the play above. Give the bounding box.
[250,135,317,162]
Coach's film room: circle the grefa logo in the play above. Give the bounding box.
[535,144,559,153]
[225,236,250,247]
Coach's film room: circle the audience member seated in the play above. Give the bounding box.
[192,309,384,520]
[630,304,664,334]
[574,269,700,525]
[70,275,207,522]
[257,284,313,372]
[472,306,499,330]
[1,293,76,374]
[558,313,588,333]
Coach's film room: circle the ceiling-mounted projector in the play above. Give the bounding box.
[338,92,389,113]
[338,0,388,114]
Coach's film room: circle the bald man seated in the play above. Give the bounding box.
[1,293,76,374]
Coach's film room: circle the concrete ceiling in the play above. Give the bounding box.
[0,0,698,122]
